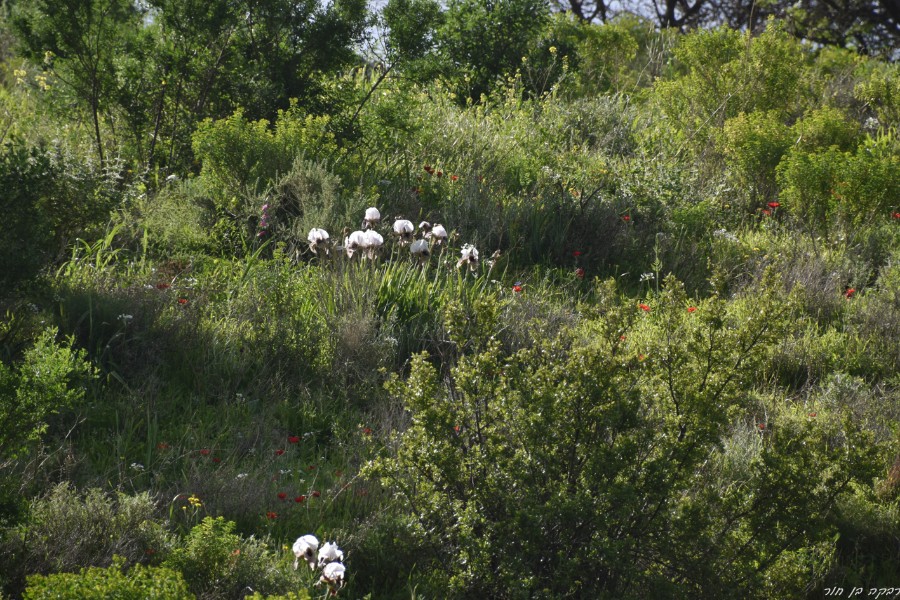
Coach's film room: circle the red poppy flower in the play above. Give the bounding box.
[845,288,855,299]
[157,442,170,450]
[212,457,221,464]
[231,549,241,556]
[295,495,306,503]
[575,268,585,279]
[288,436,300,444]
[362,427,372,435]
[424,165,433,173]
[767,202,780,208]
[513,284,523,293]
[892,212,900,219]
[177,298,188,305]
[156,283,170,290]
[436,170,443,177]
[274,449,285,456]
[619,335,626,341]
[639,303,650,312]
[199,448,211,456]
[572,251,582,257]
[311,490,321,498]
[266,511,277,519]
[622,215,631,222]
[758,423,766,430]
[277,492,287,500]
[450,175,459,182]
[808,412,817,418]
[687,306,697,313]
[638,354,645,361]
[761,209,771,216]
[453,425,460,433]
[308,465,316,471]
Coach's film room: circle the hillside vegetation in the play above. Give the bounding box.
[1,2,899,598]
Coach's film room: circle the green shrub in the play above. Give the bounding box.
[791,106,861,152]
[652,26,743,140]
[0,142,55,288]
[855,62,900,128]
[368,274,876,597]
[1,484,169,596]
[164,517,298,600]
[190,107,347,256]
[722,110,792,200]
[763,234,867,325]
[361,81,642,270]
[135,180,216,256]
[769,324,855,390]
[519,13,657,99]
[0,328,97,462]
[245,261,333,383]
[23,556,192,600]
[0,141,117,288]
[264,159,354,260]
[777,139,900,239]
[847,260,900,377]
[14,484,168,575]
[192,106,342,206]
[776,146,844,239]
[570,17,640,95]
[826,486,900,590]
[652,21,806,155]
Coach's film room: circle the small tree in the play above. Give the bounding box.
[423,0,552,100]
[12,0,145,163]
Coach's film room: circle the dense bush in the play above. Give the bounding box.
[0,328,97,464]
[721,110,792,201]
[163,517,298,600]
[0,141,117,288]
[23,556,192,600]
[368,276,880,597]
[777,139,900,239]
[651,21,806,158]
[133,180,217,256]
[0,484,168,596]
[192,107,341,201]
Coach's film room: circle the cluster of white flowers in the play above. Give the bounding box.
[292,535,346,595]
[306,208,480,270]
[713,228,739,243]
[344,229,384,260]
